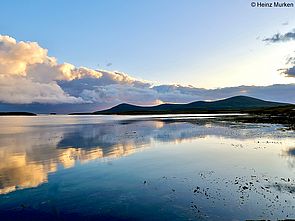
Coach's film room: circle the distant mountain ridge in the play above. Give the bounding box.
[93,96,291,115]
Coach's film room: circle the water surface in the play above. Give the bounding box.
[0,115,294,220]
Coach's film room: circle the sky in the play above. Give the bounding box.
[0,0,295,113]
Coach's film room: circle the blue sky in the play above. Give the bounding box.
[0,1,295,112]
[1,0,294,88]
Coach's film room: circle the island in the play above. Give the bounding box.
[0,112,37,116]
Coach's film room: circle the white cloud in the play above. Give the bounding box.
[0,35,54,76]
[0,76,83,104]
[0,35,151,104]
[0,35,85,104]
[0,34,295,110]
[80,84,162,105]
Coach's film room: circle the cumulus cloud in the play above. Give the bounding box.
[0,76,83,104]
[0,35,84,103]
[0,35,52,76]
[263,29,295,43]
[80,84,162,105]
[0,35,148,104]
[1,34,295,111]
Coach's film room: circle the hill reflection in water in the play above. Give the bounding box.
[0,115,295,220]
[0,115,294,196]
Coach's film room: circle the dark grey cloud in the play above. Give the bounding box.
[263,29,295,43]
[280,66,295,77]
[279,55,295,77]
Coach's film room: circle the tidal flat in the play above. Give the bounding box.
[0,114,294,220]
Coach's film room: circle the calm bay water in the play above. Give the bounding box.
[0,115,294,220]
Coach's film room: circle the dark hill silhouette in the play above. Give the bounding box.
[93,96,291,115]
[0,112,36,116]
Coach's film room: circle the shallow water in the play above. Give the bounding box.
[0,115,294,220]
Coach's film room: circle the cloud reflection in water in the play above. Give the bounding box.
[0,116,294,194]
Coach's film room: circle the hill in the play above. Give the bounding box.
[0,112,37,116]
[93,96,291,115]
